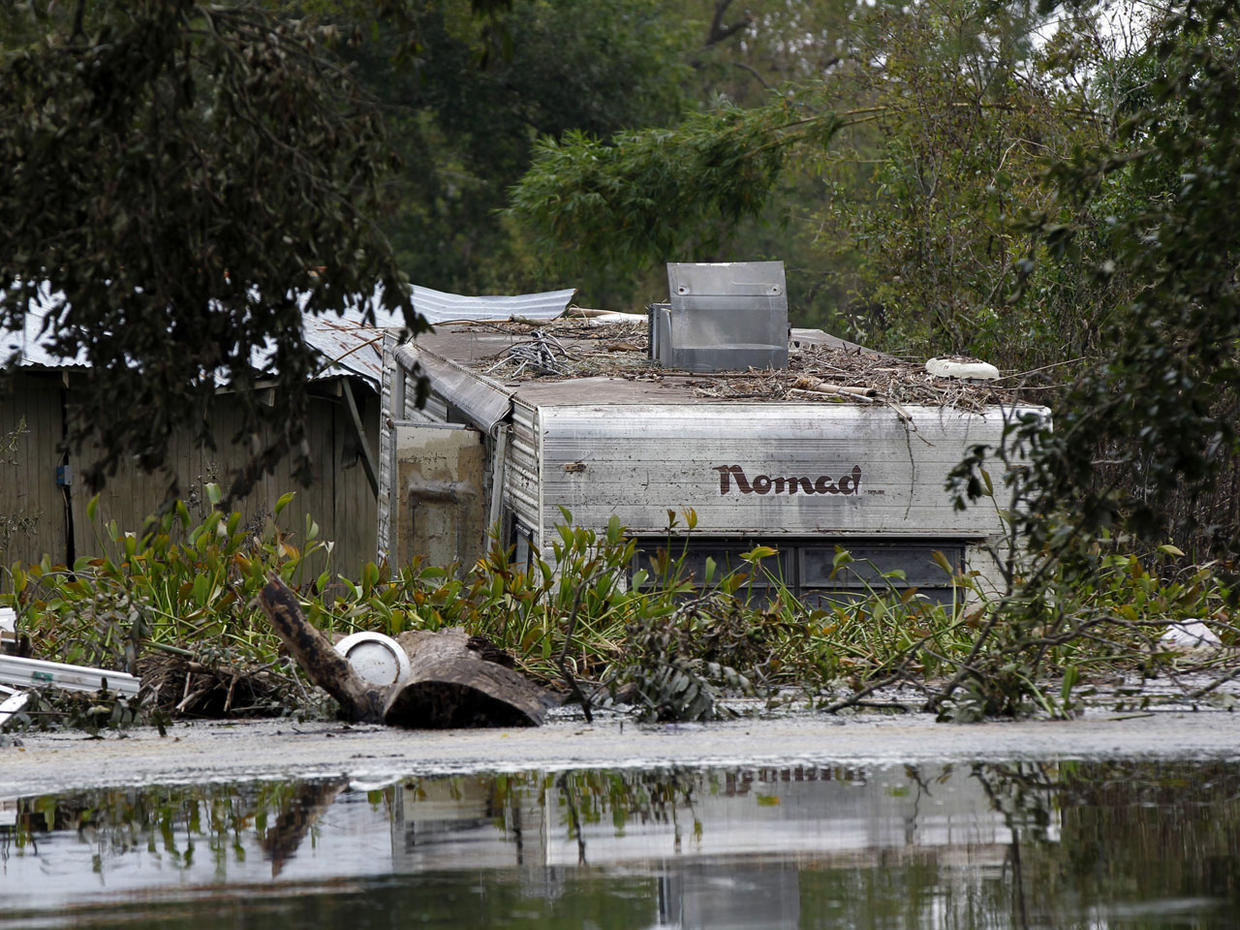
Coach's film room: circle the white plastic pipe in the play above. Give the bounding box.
[0,654,141,696]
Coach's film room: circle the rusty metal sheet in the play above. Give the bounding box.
[302,316,386,386]
[392,423,486,570]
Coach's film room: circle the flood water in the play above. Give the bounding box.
[2,760,1237,929]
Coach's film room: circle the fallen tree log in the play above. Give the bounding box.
[258,575,549,728]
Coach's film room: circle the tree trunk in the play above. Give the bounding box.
[258,575,548,728]
[384,629,549,728]
[259,575,386,722]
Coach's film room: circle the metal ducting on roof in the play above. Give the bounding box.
[650,262,789,373]
[392,343,513,434]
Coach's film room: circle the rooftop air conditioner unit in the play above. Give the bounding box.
[649,261,789,373]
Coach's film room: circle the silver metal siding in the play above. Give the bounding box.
[377,335,396,560]
[505,400,541,535]
[538,403,1023,539]
[419,393,449,423]
[393,344,511,433]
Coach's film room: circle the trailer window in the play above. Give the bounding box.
[800,543,963,589]
[631,541,794,599]
[630,537,967,606]
[511,522,534,572]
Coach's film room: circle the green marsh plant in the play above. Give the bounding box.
[7,490,1231,730]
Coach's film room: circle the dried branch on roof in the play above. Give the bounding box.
[460,318,1024,410]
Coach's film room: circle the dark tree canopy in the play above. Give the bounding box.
[1010,0,1240,556]
[355,0,697,304]
[505,0,1240,562]
[0,1,422,501]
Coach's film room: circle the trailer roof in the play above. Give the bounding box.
[410,315,1027,411]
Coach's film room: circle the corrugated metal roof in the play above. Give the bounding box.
[3,283,577,389]
[410,284,576,325]
[307,283,576,328]
[302,316,386,386]
[0,286,89,369]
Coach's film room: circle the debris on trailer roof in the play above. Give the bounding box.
[414,314,1024,411]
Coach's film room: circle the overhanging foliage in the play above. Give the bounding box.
[507,102,839,273]
[0,0,423,501]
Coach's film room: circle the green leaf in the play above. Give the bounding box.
[741,546,778,563]
[274,491,296,516]
[931,550,954,575]
[1060,665,1079,706]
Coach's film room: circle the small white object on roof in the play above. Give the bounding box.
[334,631,411,687]
[925,357,1001,381]
[1159,620,1223,652]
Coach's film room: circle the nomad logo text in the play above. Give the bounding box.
[713,464,863,496]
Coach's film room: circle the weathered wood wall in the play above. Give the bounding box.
[1,373,378,578]
[0,372,68,568]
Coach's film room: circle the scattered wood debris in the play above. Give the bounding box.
[457,317,1025,411]
[139,651,299,718]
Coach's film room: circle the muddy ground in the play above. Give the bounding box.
[4,697,1239,799]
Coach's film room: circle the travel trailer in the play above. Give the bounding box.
[378,263,1041,603]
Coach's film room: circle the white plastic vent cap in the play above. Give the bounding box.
[334,631,412,687]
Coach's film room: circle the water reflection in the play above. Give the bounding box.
[1,761,1237,928]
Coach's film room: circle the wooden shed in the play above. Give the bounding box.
[2,284,577,578]
[1,313,385,576]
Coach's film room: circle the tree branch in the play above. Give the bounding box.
[706,0,753,47]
